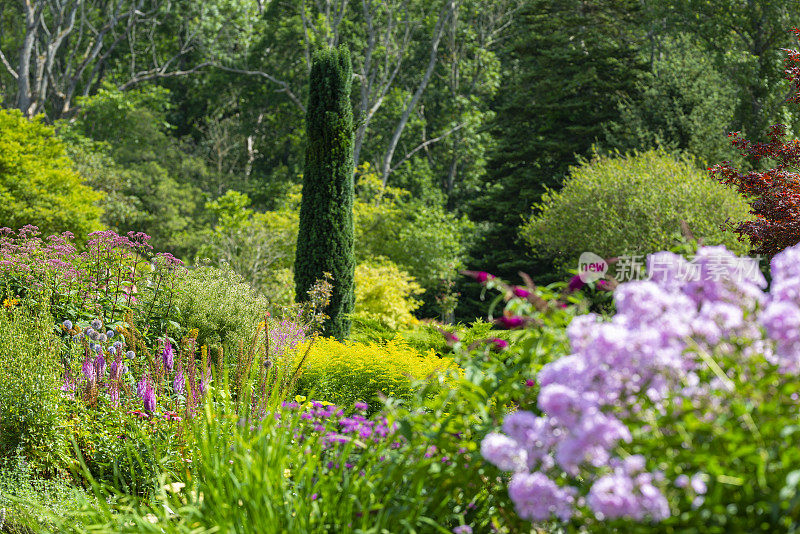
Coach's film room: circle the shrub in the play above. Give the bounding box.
[0,307,68,476]
[355,168,474,309]
[172,265,269,349]
[199,190,297,302]
[521,149,751,272]
[292,337,455,407]
[353,258,423,329]
[0,108,102,237]
[295,46,356,339]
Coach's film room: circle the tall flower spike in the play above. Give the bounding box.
[162,336,174,372]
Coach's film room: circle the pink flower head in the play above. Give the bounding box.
[496,315,525,329]
[490,338,509,350]
[463,270,494,284]
[513,286,531,298]
[567,275,585,293]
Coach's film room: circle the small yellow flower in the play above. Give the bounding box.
[3,297,19,308]
[295,395,307,403]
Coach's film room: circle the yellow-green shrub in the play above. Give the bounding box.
[291,337,455,407]
[354,258,424,329]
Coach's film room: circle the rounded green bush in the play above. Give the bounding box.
[520,149,751,272]
[173,265,269,349]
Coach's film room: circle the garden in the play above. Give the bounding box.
[3,1,800,533]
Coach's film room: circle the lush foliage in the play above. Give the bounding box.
[353,258,424,329]
[291,337,454,408]
[61,85,210,257]
[0,109,102,237]
[711,29,800,257]
[295,46,356,339]
[172,264,269,349]
[522,150,751,271]
[0,307,67,476]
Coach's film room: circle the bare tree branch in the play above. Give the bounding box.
[212,64,307,113]
[389,121,466,174]
[379,0,459,185]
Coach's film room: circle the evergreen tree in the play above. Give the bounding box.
[294,46,356,339]
[459,0,645,319]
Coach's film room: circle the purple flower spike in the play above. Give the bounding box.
[162,337,174,371]
[94,355,106,377]
[174,369,185,395]
[143,383,156,412]
[82,357,96,384]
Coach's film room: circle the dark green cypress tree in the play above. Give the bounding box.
[294,46,355,339]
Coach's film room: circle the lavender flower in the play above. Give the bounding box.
[508,472,576,521]
[162,337,174,371]
[94,355,106,378]
[173,369,185,395]
[480,433,528,472]
[82,357,96,384]
[143,383,156,412]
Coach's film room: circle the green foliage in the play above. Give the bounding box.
[349,318,507,357]
[198,189,297,305]
[0,451,93,533]
[470,0,646,285]
[292,337,454,408]
[604,34,740,166]
[355,168,474,308]
[41,388,492,533]
[172,265,269,349]
[0,109,102,237]
[62,84,210,258]
[353,258,423,330]
[521,150,751,272]
[295,46,356,339]
[0,307,68,476]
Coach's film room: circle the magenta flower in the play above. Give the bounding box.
[162,337,174,372]
[174,369,186,395]
[143,382,156,412]
[496,315,525,329]
[513,286,531,298]
[463,270,494,284]
[567,275,585,293]
[82,357,96,384]
[489,338,509,350]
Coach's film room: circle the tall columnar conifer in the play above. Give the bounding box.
[295,46,355,339]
